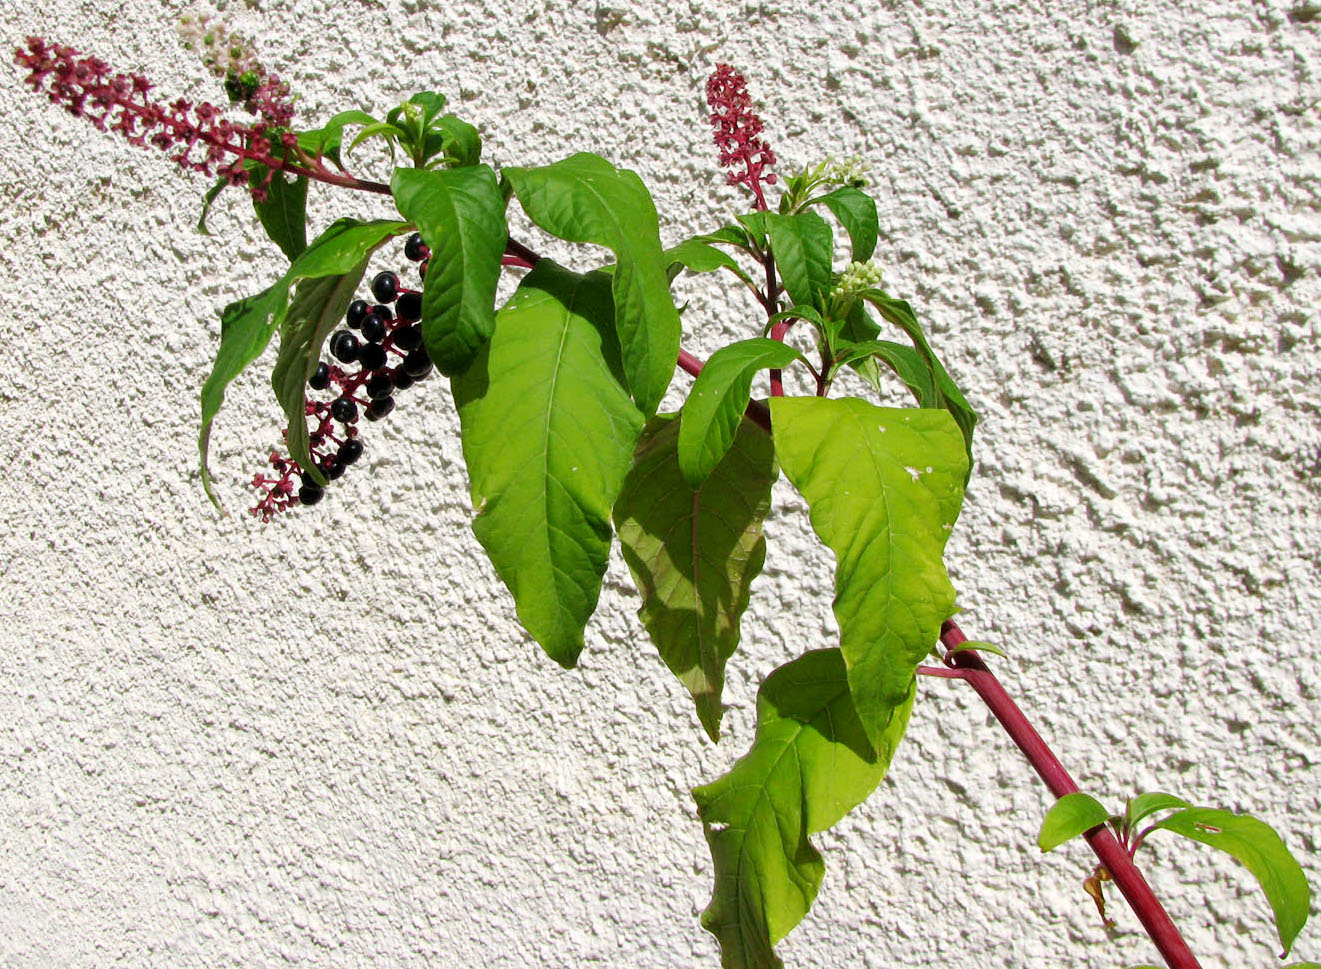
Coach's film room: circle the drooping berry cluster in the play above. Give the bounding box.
[250,234,434,520]
[705,63,777,211]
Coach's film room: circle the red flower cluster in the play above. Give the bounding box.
[13,36,295,202]
[706,64,777,210]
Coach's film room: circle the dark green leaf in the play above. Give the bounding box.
[771,397,967,746]
[614,415,776,741]
[765,211,833,308]
[251,166,309,261]
[504,152,681,416]
[1155,807,1311,955]
[812,187,878,262]
[296,109,378,168]
[391,165,506,375]
[453,261,644,666]
[1038,793,1113,851]
[198,283,283,506]
[678,338,803,488]
[1126,792,1192,828]
[430,114,482,167]
[694,649,913,969]
[832,339,939,407]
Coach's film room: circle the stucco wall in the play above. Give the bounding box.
[1,1,1318,966]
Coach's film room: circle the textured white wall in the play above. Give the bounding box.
[1,1,1318,966]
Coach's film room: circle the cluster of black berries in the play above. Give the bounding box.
[251,233,433,520]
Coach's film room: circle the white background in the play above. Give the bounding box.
[0,0,1318,966]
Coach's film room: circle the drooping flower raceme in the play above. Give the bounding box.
[706,63,777,210]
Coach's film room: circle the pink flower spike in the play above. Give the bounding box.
[705,64,777,210]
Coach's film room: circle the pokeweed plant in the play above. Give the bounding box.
[12,31,1314,969]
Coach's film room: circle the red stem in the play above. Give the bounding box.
[939,620,1203,969]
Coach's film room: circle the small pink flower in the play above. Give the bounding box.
[706,64,777,210]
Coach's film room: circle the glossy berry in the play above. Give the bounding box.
[418,259,429,280]
[298,480,324,506]
[308,361,331,391]
[403,347,433,378]
[390,368,415,392]
[394,323,422,351]
[395,291,422,322]
[346,299,370,329]
[360,312,388,344]
[338,438,364,466]
[331,330,360,363]
[371,271,399,303]
[321,456,345,482]
[365,372,394,399]
[366,396,395,421]
[373,303,394,322]
[331,396,358,423]
[404,233,427,261]
[358,342,387,372]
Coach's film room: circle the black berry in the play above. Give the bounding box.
[366,396,395,421]
[371,271,400,303]
[298,479,324,506]
[331,331,360,363]
[395,291,422,322]
[358,343,387,372]
[418,259,429,280]
[331,396,358,423]
[403,347,432,378]
[394,323,423,351]
[346,299,369,328]
[365,372,394,399]
[338,438,364,466]
[372,303,394,322]
[360,313,388,344]
[321,456,345,482]
[308,362,331,391]
[404,233,427,261]
[390,368,415,392]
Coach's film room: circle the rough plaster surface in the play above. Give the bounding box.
[0,0,1318,966]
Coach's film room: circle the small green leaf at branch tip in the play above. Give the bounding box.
[770,397,967,748]
[1125,792,1192,828]
[679,339,804,488]
[947,640,1007,659]
[1038,793,1113,852]
[694,650,913,969]
[1154,807,1312,955]
[503,152,680,416]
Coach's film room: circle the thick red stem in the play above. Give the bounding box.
[940,620,1203,969]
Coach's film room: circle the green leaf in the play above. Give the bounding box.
[197,218,409,503]
[429,114,482,167]
[504,152,681,415]
[198,283,283,506]
[614,415,776,741]
[947,639,1008,658]
[297,109,379,168]
[1038,793,1113,851]
[694,649,913,969]
[860,290,977,465]
[663,239,756,289]
[453,261,644,667]
[771,397,968,746]
[812,187,878,262]
[832,339,939,406]
[678,338,804,488]
[271,272,367,483]
[765,211,833,308]
[1282,963,1321,968]
[1126,792,1192,828]
[1155,807,1311,955]
[197,176,227,236]
[251,166,309,261]
[391,165,506,375]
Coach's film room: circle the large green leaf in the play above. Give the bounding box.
[391,165,507,375]
[693,649,913,969]
[765,211,833,309]
[1155,807,1311,955]
[812,187,878,262]
[1038,793,1113,851]
[453,261,644,666]
[771,396,967,746]
[614,415,776,741]
[197,218,409,504]
[678,338,804,488]
[503,153,680,416]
